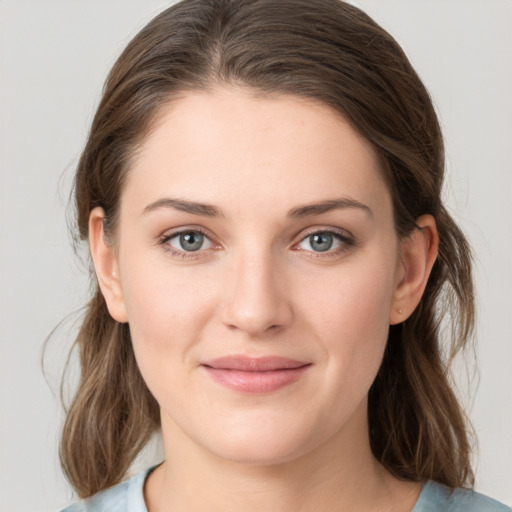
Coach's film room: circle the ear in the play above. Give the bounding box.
[389,214,439,325]
[89,207,128,323]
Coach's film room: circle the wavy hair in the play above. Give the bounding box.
[60,0,475,498]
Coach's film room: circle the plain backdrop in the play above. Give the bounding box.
[0,1,511,510]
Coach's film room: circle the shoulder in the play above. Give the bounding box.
[414,481,510,512]
[59,468,151,512]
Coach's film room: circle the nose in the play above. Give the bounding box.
[220,250,294,337]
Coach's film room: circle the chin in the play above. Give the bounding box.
[209,438,308,467]
[194,414,328,467]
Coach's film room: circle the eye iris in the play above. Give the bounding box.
[310,233,333,252]
[180,232,203,251]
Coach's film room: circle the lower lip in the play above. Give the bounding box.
[202,366,310,394]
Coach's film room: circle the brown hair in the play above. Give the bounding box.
[61,0,475,498]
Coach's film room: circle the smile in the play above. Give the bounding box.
[201,356,311,394]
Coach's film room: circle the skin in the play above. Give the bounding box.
[90,87,438,512]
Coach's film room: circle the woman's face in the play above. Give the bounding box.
[98,87,410,465]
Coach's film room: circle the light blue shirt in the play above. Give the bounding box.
[60,467,510,512]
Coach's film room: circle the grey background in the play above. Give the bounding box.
[0,1,510,510]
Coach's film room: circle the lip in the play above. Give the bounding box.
[201,356,311,394]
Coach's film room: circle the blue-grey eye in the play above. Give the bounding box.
[168,231,212,252]
[297,231,345,253]
[309,233,333,252]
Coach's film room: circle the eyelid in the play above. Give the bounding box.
[292,226,356,256]
[159,225,212,242]
[295,225,354,243]
[158,226,221,259]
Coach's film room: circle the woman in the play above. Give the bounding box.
[59,0,509,510]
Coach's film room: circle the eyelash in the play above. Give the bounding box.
[293,228,356,258]
[158,227,356,260]
[159,227,215,260]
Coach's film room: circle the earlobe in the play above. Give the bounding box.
[389,215,439,325]
[89,207,128,323]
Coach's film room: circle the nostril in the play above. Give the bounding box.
[219,261,294,335]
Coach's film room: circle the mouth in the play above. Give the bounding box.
[201,356,311,394]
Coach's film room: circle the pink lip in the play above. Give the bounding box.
[201,356,311,394]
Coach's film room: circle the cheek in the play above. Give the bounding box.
[118,254,218,369]
[301,255,397,386]
[305,259,395,339]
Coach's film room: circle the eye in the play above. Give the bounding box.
[302,232,337,252]
[164,230,213,253]
[295,229,354,255]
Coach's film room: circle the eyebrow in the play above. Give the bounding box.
[143,198,224,217]
[142,196,372,218]
[287,198,373,218]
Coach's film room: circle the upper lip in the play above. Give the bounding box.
[201,356,310,372]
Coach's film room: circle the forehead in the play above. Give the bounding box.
[123,87,390,218]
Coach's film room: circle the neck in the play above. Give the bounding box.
[144,403,420,512]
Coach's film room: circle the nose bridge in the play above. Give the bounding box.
[222,243,292,336]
